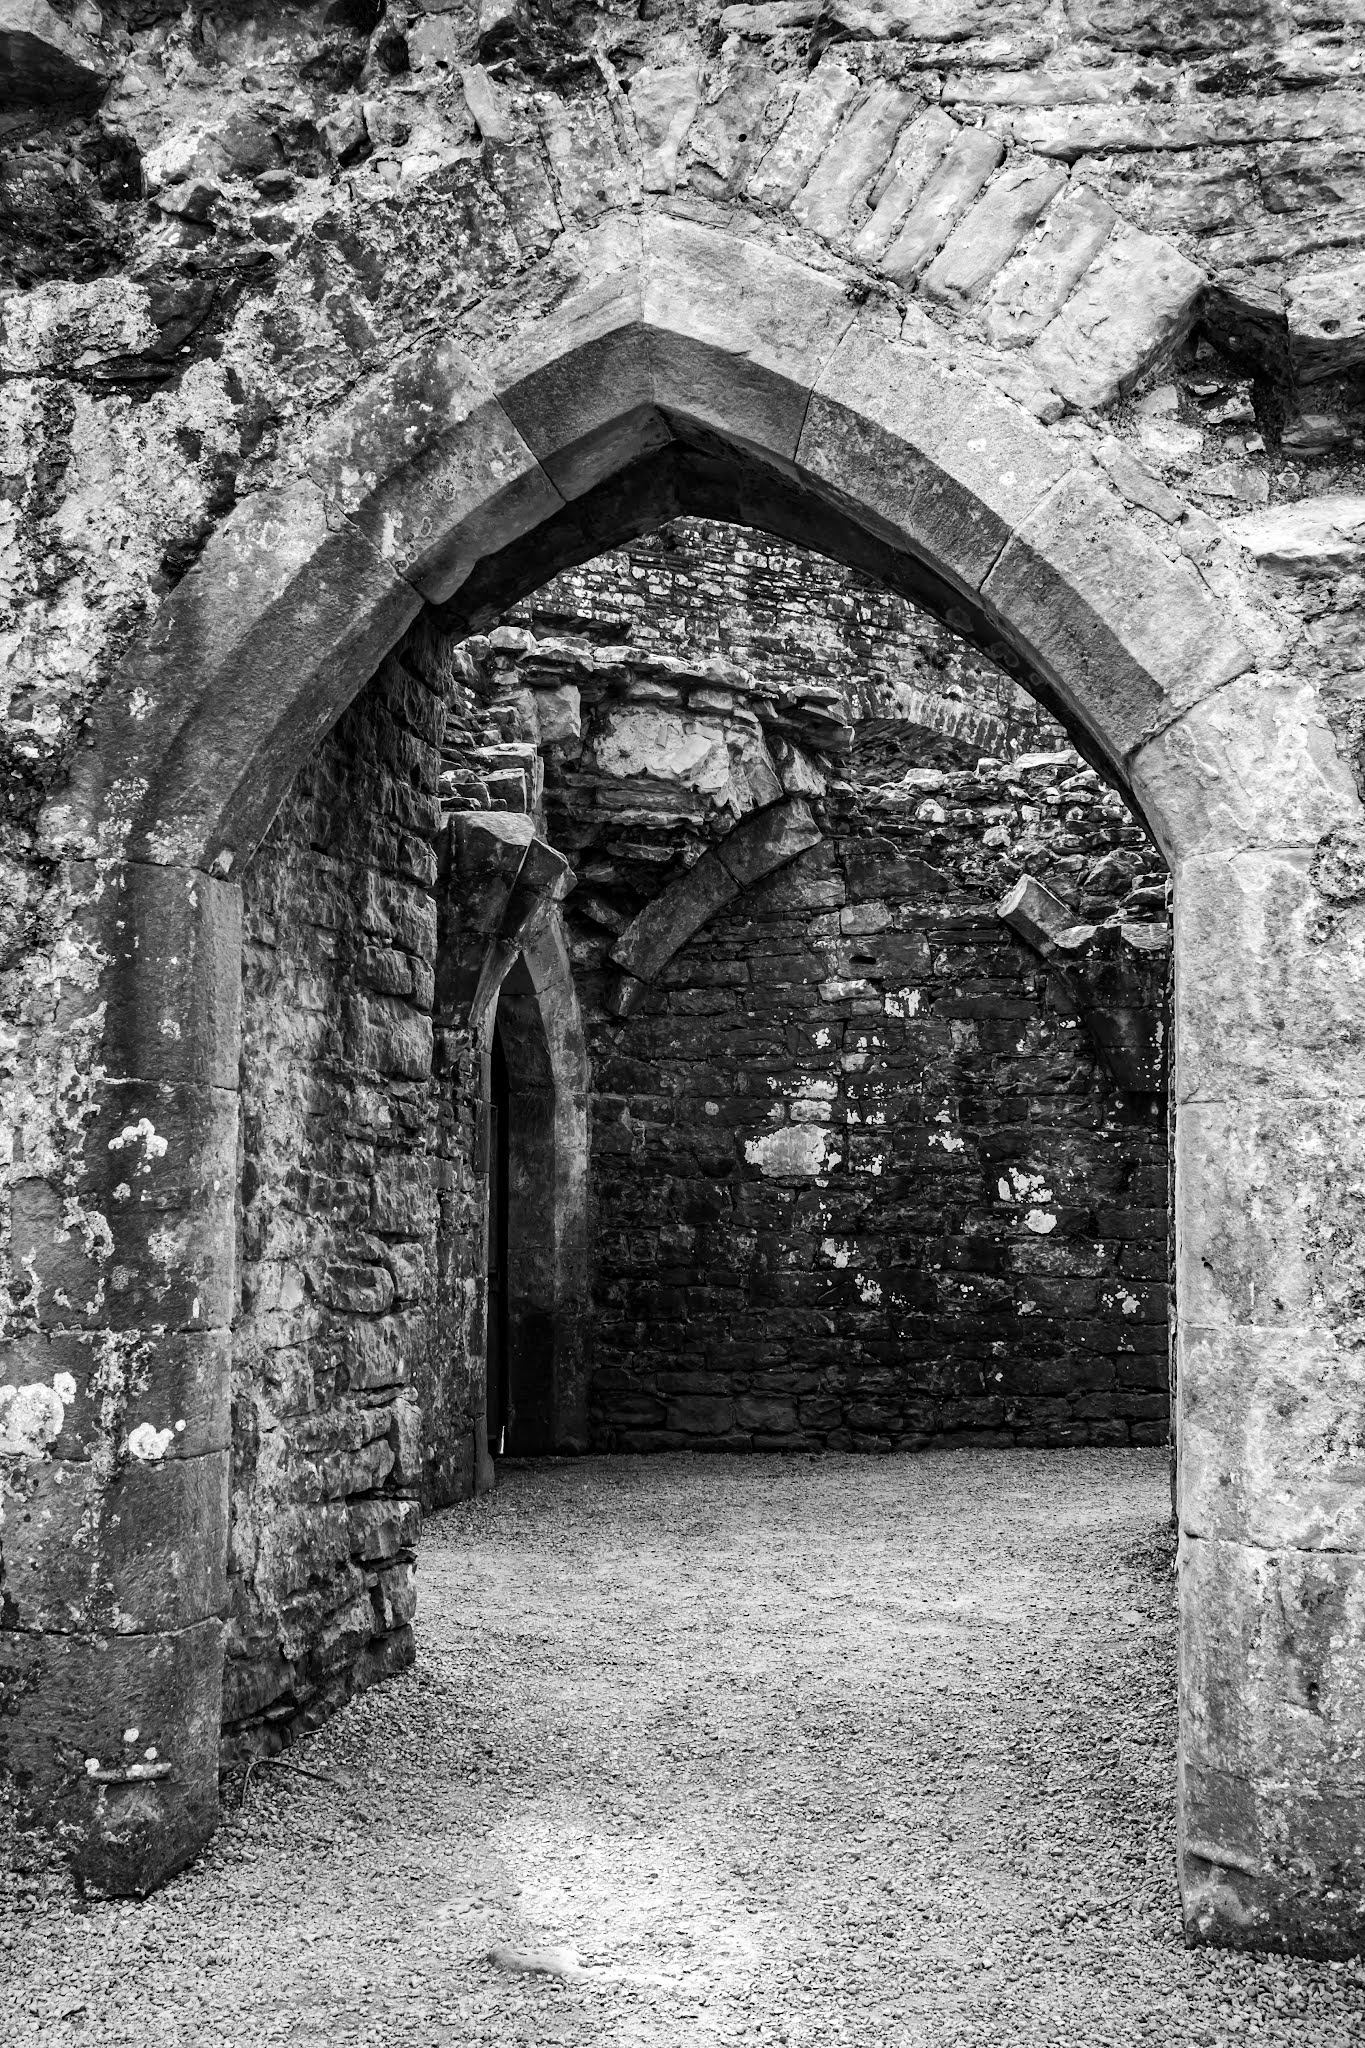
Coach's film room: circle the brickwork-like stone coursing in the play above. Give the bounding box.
[587,762,1169,1454]
[228,638,450,1766]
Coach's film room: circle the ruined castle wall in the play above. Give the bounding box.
[587,766,1169,1454]
[487,518,1171,1453]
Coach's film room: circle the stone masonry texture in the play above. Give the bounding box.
[4,0,1365,1960]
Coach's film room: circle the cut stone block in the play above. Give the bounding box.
[1174,849,1365,1103]
[921,157,1068,307]
[1129,673,1359,868]
[305,338,562,606]
[4,1450,229,1635]
[799,318,1071,595]
[0,1619,224,1896]
[981,466,1253,764]
[984,184,1115,348]
[1176,1097,1365,1332]
[1224,493,1365,577]
[853,105,958,262]
[643,215,860,467]
[792,82,918,243]
[881,126,1004,284]
[609,852,740,982]
[1179,1325,1365,1553]
[745,54,860,206]
[1029,222,1206,411]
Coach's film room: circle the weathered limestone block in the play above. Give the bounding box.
[304,337,562,607]
[1130,675,1359,867]
[997,872,1095,956]
[799,319,1073,596]
[1177,1098,1365,1334]
[11,1080,239,1333]
[643,216,862,466]
[1029,222,1206,410]
[880,127,1005,284]
[3,1449,229,1636]
[48,480,421,872]
[1224,494,1365,577]
[1174,851,1365,1103]
[1180,1534,1365,1956]
[853,104,957,261]
[984,183,1116,348]
[0,1621,224,1896]
[921,157,1068,306]
[1285,259,1365,383]
[980,466,1252,762]
[1180,1327,1365,1554]
[629,65,702,194]
[745,54,860,207]
[716,796,823,886]
[610,854,741,984]
[791,82,919,243]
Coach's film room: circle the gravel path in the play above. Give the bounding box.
[5,1449,1364,2045]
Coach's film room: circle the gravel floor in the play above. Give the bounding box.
[5,1448,1365,2046]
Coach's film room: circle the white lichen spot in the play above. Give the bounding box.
[0,1378,69,1457]
[821,1238,851,1269]
[123,1728,139,1745]
[107,1118,168,1171]
[812,1027,831,1049]
[998,1166,1053,1205]
[884,988,922,1019]
[856,1276,883,1306]
[929,1132,965,1152]
[744,1126,841,1179]
[158,1017,182,1041]
[126,1422,174,1461]
[704,1101,719,1117]
[113,1181,132,1203]
[1024,1209,1058,1235]
[52,1372,76,1405]
[127,688,153,720]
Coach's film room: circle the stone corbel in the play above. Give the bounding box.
[998,873,1169,1094]
[436,812,573,1034]
[604,796,823,1017]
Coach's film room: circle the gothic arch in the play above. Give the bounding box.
[15,217,1365,1952]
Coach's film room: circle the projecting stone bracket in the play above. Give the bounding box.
[435,811,574,1030]
[604,797,824,1017]
[998,873,1168,1094]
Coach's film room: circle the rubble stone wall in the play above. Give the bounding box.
[587,771,1170,1455]
[228,637,447,1765]
[486,518,1170,1454]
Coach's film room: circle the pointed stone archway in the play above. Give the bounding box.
[14,217,1364,1952]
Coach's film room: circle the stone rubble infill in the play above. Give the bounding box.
[4,1451,1363,2047]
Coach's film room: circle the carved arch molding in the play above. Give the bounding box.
[7,219,1363,1958]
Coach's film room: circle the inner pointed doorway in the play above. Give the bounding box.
[485,951,573,1458]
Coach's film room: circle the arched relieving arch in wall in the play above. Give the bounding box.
[15,217,1365,1956]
